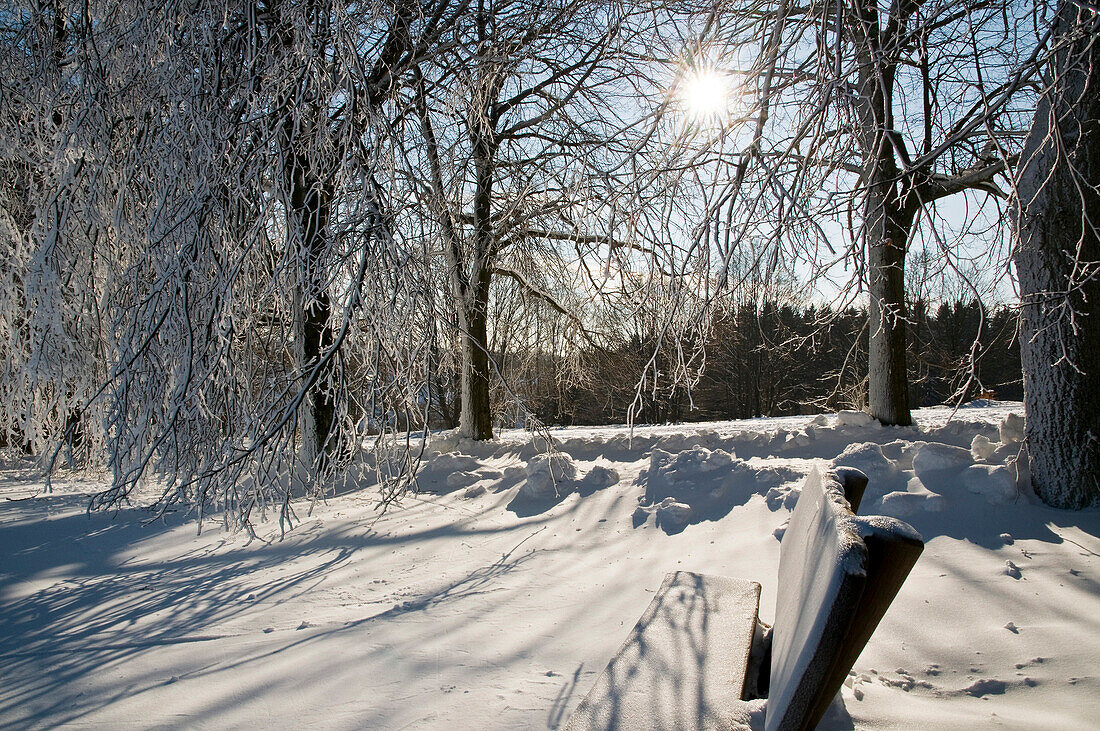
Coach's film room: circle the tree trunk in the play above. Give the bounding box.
[287,147,336,467]
[428,331,459,429]
[457,74,498,441]
[458,266,494,440]
[866,191,915,426]
[1013,0,1100,509]
[851,0,914,427]
[300,282,335,463]
[413,64,495,441]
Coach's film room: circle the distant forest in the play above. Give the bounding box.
[470,300,1021,429]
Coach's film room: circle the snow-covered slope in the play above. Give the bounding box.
[1,404,1097,729]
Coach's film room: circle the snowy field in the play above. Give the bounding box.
[2,403,1098,729]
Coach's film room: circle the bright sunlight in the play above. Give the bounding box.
[681,68,728,121]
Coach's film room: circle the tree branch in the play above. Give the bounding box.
[912,155,1016,203]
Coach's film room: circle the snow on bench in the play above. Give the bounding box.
[566,467,924,731]
[563,571,761,729]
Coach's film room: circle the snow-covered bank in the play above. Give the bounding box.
[1,404,1098,729]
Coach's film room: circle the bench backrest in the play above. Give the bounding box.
[765,468,923,731]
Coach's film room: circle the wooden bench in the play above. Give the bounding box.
[565,467,924,731]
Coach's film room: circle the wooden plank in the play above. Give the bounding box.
[565,571,761,731]
[765,469,923,731]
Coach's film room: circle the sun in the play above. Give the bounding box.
[681,68,728,121]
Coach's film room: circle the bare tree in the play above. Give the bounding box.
[406,0,653,439]
[1013,0,1100,508]
[1,0,467,527]
[709,0,1041,425]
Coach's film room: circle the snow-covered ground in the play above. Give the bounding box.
[2,403,1098,729]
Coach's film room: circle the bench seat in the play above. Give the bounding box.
[564,571,761,731]
[566,467,923,731]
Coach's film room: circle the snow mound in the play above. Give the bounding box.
[879,490,938,518]
[837,410,874,428]
[832,442,906,502]
[415,453,484,493]
[971,434,997,461]
[877,440,913,468]
[427,430,462,453]
[446,471,481,489]
[649,445,733,476]
[911,443,973,495]
[962,464,1019,503]
[428,452,482,474]
[765,484,800,511]
[999,413,1024,444]
[581,464,619,490]
[502,465,526,482]
[521,452,577,500]
[576,463,620,492]
[829,435,1026,514]
[655,499,694,533]
[641,447,800,532]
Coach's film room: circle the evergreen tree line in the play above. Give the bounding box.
[467,300,1022,429]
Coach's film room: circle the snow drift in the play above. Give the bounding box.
[1,403,1097,730]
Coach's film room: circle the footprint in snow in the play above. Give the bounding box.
[1014,657,1045,669]
[878,669,933,692]
[843,671,869,700]
[965,678,1007,697]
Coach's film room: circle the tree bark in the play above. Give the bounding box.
[851,0,915,427]
[413,62,496,440]
[458,267,494,440]
[286,139,336,467]
[1013,0,1100,509]
[866,191,915,426]
[458,98,497,441]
